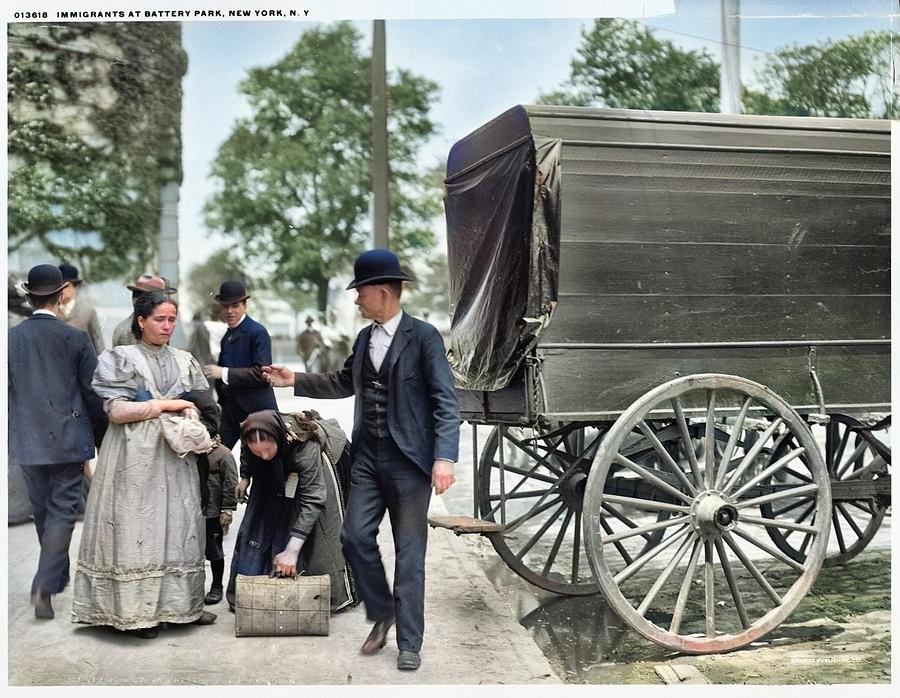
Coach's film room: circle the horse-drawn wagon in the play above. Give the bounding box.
[432,105,891,653]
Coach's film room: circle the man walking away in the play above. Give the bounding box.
[8,264,105,619]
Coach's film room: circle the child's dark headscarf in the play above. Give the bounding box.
[239,410,322,492]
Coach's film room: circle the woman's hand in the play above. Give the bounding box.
[272,548,300,577]
[234,478,250,503]
[153,398,194,413]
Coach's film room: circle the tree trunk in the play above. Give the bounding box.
[317,279,330,314]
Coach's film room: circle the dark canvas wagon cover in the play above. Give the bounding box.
[445,105,890,419]
[444,107,562,391]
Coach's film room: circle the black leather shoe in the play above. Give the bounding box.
[32,591,54,620]
[204,587,223,605]
[397,650,421,671]
[133,626,159,639]
[360,617,394,655]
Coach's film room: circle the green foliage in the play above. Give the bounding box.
[538,18,719,112]
[183,249,248,321]
[204,22,442,315]
[744,31,898,118]
[7,23,187,279]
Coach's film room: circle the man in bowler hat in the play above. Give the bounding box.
[265,249,460,671]
[203,280,278,448]
[8,264,105,618]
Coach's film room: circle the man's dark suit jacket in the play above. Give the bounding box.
[216,315,277,414]
[293,312,460,475]
[8,313,104,466]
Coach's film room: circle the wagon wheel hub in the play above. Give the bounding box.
[690,490,739,537]
[560,470,588,511]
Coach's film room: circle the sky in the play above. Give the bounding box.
[177,0,897,277]
[2,0,897,288]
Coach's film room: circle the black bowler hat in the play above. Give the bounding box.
[59,263,83,285]
[215,280,250,304]
[346,249,413,290]
[23,264,67,296]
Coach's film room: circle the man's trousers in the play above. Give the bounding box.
[20,461,84,595]
[341,435,432,653]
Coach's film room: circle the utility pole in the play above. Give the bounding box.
[720,0,741,114]
[372,19,389,249]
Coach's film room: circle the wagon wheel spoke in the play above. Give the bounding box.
[483,460,560,486]
[515,504,566,560]
[636,532,694,616]
[503,497,565,532]
[571,510,582,585]
[835,441,870,480]
[669,537,703,635]
[601,502,666,544]
[835,502,865,540]
[722,531,782,606]
[671,397,704,488]
[599,514,633,566]
[541,508,573,576]
[715,538,750,629]
[637,420,698,495]
[704,539,716,637]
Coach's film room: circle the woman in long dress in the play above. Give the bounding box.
[72,292,217,638]
[226,409,357,613]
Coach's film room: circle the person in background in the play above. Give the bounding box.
[111,273,177,347]
[295,315,323,371]
[264,249,460,672]
[201,444,238,606]
[188,310,215,366]
[8,264,105,620]
[58,262,104,355]
[202,280,278,449]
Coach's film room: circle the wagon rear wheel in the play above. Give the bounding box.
[583,374,831,654]
[477,424,602,595]
[761,414,889,567]
[478,423,685,596]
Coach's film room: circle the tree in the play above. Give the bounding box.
[203,22,442,315]
[183,249,248,321]
[404,250,450,322]
[538,18,719,112]
[744,31,897,119]
[7,23,187,279]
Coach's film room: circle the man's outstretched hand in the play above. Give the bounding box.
[262,365,295,388]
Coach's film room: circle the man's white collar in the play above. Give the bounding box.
[376,310,403,336]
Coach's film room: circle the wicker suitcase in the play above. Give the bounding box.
[235,574,331,637]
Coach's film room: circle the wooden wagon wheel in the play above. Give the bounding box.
[761,414,890,567]
[477,424,603,595]
[583,374,831,654]
[477,423,683,596]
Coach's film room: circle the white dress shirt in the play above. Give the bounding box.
[221,313,247,385]
[369,310,403,371]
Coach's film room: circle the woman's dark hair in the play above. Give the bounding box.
[131,291,178,339]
